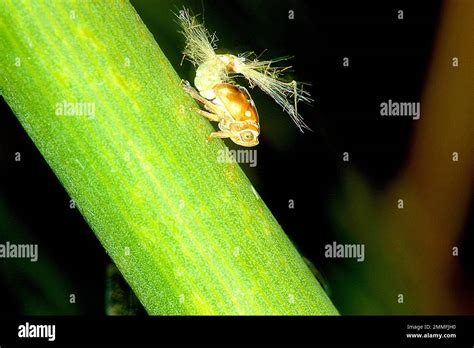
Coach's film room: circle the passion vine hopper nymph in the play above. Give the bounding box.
[178,8,312,147]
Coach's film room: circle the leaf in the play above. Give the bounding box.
[0,0,338,315]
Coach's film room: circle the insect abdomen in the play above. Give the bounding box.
[195,61,226,99]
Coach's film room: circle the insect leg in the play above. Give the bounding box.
[208,131,231,141]
[181,80,231,121]
[181,80,211,105]
[191,107,221,122]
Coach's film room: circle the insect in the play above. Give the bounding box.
[177,8,312,147]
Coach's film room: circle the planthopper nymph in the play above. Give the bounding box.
[177,8,312,147]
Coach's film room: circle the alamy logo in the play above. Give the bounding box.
[0,241,38,262]
[324,241,365,262]
[217,148,257,167]
[380,99,420,120]
[18,322,55,341]
[55,100,95,119]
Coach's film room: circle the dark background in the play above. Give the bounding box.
[2,0,471,315]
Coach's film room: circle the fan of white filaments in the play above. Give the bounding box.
[232,54,313,132]
[177,8,217,66]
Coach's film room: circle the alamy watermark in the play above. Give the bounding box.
[380,99,420,120]
[217,148,257,167]
[0,241,38,262]
[324,241,365,262]
[55,100,95,119]
[18,322,55,341]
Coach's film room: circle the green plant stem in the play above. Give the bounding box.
[0,0,338,315]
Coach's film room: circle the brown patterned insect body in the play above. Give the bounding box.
[181,78,260,146]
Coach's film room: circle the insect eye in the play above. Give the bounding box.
[241,131,254,141]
